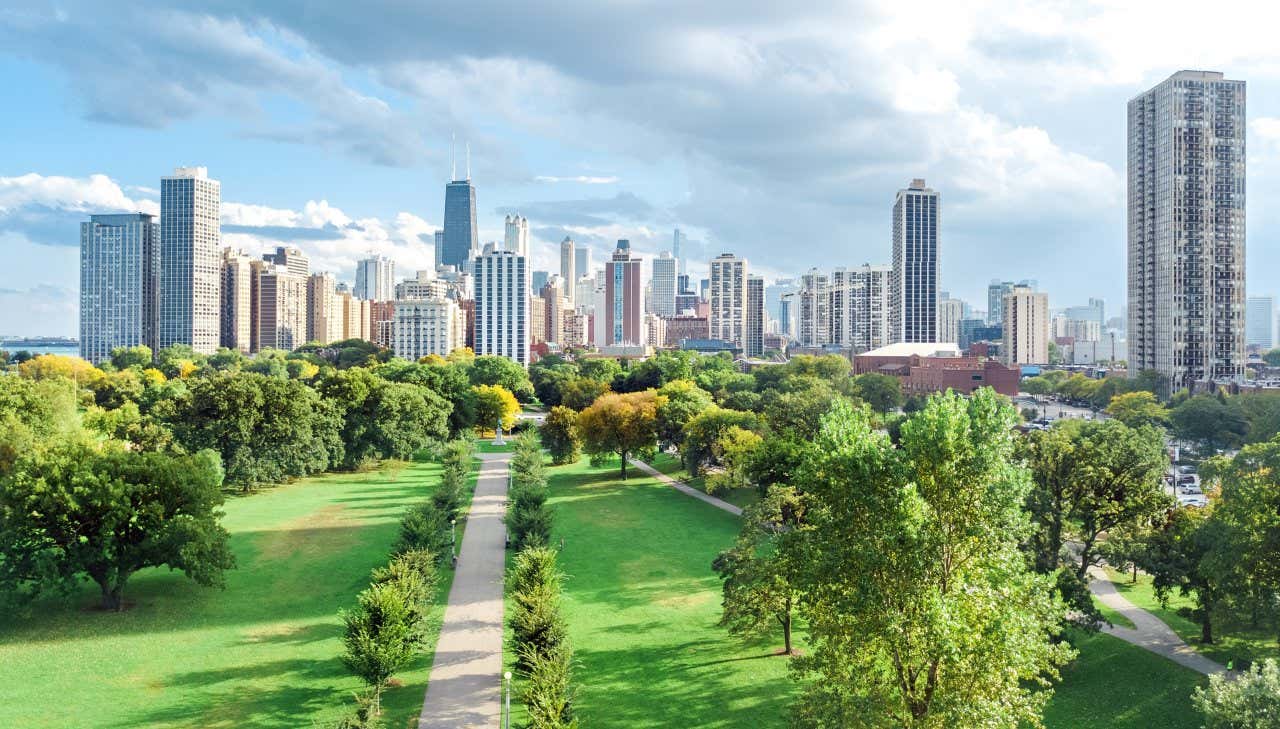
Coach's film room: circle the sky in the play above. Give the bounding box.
[2,1,1280,337]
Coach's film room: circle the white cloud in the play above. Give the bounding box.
[0,173,158,217]
[534,175,621,185]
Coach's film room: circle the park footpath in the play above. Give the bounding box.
[418,453,511,729]
[632,458,1231,679]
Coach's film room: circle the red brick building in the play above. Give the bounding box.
[854,343,1020,397]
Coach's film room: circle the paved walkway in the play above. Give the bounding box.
[419,454,510,728]
[635,457,1231,678]
[628,458,743,516]
[1086,567,1228,676]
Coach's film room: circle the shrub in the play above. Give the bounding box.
[509,547,567,672]
[521,642,579,729]
[394,502,452,563]
[540,407,582,465]
[341,581,425,715]
[1193,658,1280,728]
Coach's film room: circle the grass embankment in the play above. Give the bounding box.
[1103,567,1279,668]
[0,458,476,729]
[519,456,1206,729]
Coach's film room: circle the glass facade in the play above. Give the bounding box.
[79,213,159,364]
[442,180,478,268]
[891,180,939,344]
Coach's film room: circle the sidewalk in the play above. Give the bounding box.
[418,454,510,728]
[627,458,742,516]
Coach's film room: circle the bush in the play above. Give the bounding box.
[1193,658,1280,728]
[508,547,567,672]
[521,642,579,729]
[394,502,452,563]
[341,580,425,715]
[509,501,553,551]
[540,407,582,465]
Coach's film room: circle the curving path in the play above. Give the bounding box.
[635,457,1232,678]
[1087,567,1229,676]
[418,453,511,728]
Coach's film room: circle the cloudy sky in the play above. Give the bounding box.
[2,1,1280,337]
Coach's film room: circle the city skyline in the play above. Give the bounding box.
[6,4,1280,337]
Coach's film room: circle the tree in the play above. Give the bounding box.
[1138,506,1228,644]
[318,369,450,469]
[530,362,579,408]
[1193,658,1280,728]
[655,379,714,448]
[379,359,476,437]
[758,381,837,440]
[472,384,520,433]
[850,373,903,414]
[509,546,568,670]
[705,426,762,495]
[560,377,610,411]
[540,406,582,465]
[155,344,206,379]
[578,358,622,384]
[787,393,1074,728]
[469,355,535,402]
[0,443,235,610]
[1171,394,1248,452]
[1105,391,1169,428]
[681,407,762,475]
[341,580,425,715]
[1264,349,1280,367]
[18,353,103,387]
[712,486,802,654]
[109,345,153,370]
[394,502,452,562]
[521,643,579,729]
[745,435,806,495]
[577,390,665,479]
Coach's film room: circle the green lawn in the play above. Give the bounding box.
[0,459,473,729]
[1103,567,1279,668]
[524,456,1207,729]
[647,451,760,511]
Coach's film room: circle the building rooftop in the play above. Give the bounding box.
[860,342,961,358]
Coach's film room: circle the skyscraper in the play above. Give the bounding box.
[1129,70,1246,387]
[355,255,395,301]
[574,246,593,283]
[1003,286,1049,365]
[673,228,687,276]
[890,178,939,344]
[159,166,221,354]
[938,296,964,345]
[442,171,478,269]
[1246,296,1275,350]
[434,230,445,269]
[473,243,530,365]
[306,272,341,345]
[504,214,529,258]
[393,297,466,361]
[709,253,748,349]
[560,237,576,306]
[987,280,1014,326]
[250,261,308,352]
[263,245,310,279]
[746,275,764,357]
[220,248,253,353]
[651,251,677,318]
[600,240,643,347]
[79,213,159,364]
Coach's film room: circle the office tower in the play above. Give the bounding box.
[531,270,550,293]
[891,178,939,343]
[673,228,687,276]
[159,166,221,354]
[796,268,830,348]
[675,274,700,316]
[575,275,596,316]
[766,278,800,336]
[600,240,643,347]
[709,253,748,349]
[560,237,576,306]
[651,251,677,318]
[434,230,445,269]
[700,278,710,302]
[251,261,308,352]
[779,294,795,340]
[1129,70,1246,387]
[79,213,159,364]
[504,214,529,257]
[937,296,964,345]
[1064,299,1106,327]
[220,248,253,353]
[442,163,478,268]
[1052,316,1101,342]
[335,291,371,341]
[395,270,449,301]
[1246,296,1275,350]
[987,280,1014,325]
[530,297,547,346]
[746,275,764,357]
[540,277,568,345]
[306,272,339,344]
[263,245,310,279]
[473,242,530,365]
[1003,286,1049,365]
[355,255,395,301]
[393,297,466,360]
[575,247,592,283]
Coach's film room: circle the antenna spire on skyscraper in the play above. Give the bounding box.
[466,142,471,181]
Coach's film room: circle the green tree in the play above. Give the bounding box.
[655,379,714,448]
[850,372,903,413]
[109,345,153,370]
[540,406,582,465]
[577,390,665,478]
[1171,394,1248,451]
[509,546,568,670]
[341,580,425,715]
[530,362,579,408]
[705,426,762,495]
[378,359,476,437]
[787,393,1074,728]
[0,443,235,610]
[1105,391,1169,428]
[394,502,453,562]
[1138,506,1228,644]
[472,383,520,432]
[560,377,610,411]
[155,344,206,379]
[712,486,803,654]
[521,642,579,729]
[318,369,450,469]
[578,358,622,385]
[469,355,535,402]
[681,407,762,475]
[1193,658,1280,728]
[1264,349,1280,367]
[1201,440,1280,631]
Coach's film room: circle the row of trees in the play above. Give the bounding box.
[506,432,577,728]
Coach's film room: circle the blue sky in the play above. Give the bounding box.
[2,1,1280,337]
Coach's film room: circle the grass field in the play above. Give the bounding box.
[1103,567,1279,668]
[647,451,759,511]
[0,458,472,729]
[528,456,1206,729]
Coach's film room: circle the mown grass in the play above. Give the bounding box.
[0,459,476,729]
[647,451,760,510]
[1103,567,1280,668]
[516,455,1207,729]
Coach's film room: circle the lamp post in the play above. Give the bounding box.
[504,671,512,729]
[451,518,457,558]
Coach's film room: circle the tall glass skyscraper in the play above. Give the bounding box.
[441,177,478,269]
[891,179,939,344]
[79,213,159,364]
[1129,70,1246,387]
[159,166,221,354]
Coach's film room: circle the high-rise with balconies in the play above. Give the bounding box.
[1128,70,1246,387]
[890,179,939,344]
[79,213,159,363]
[159,166,221,354]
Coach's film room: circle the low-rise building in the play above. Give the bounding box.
[854,342,1019,397]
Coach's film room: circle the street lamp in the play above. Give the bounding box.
[451,518,457,558]
[504,671,512,729]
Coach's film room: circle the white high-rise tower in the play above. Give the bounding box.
[504,214,529,258]
[159,166,221,354]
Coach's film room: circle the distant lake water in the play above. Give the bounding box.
[3,344,81,357]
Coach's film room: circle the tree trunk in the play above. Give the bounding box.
[1201,615,1214,645]
[782,613,792,655]
[1132,563,1138,584]
[620,450,628,479]
[98,580,123,611]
